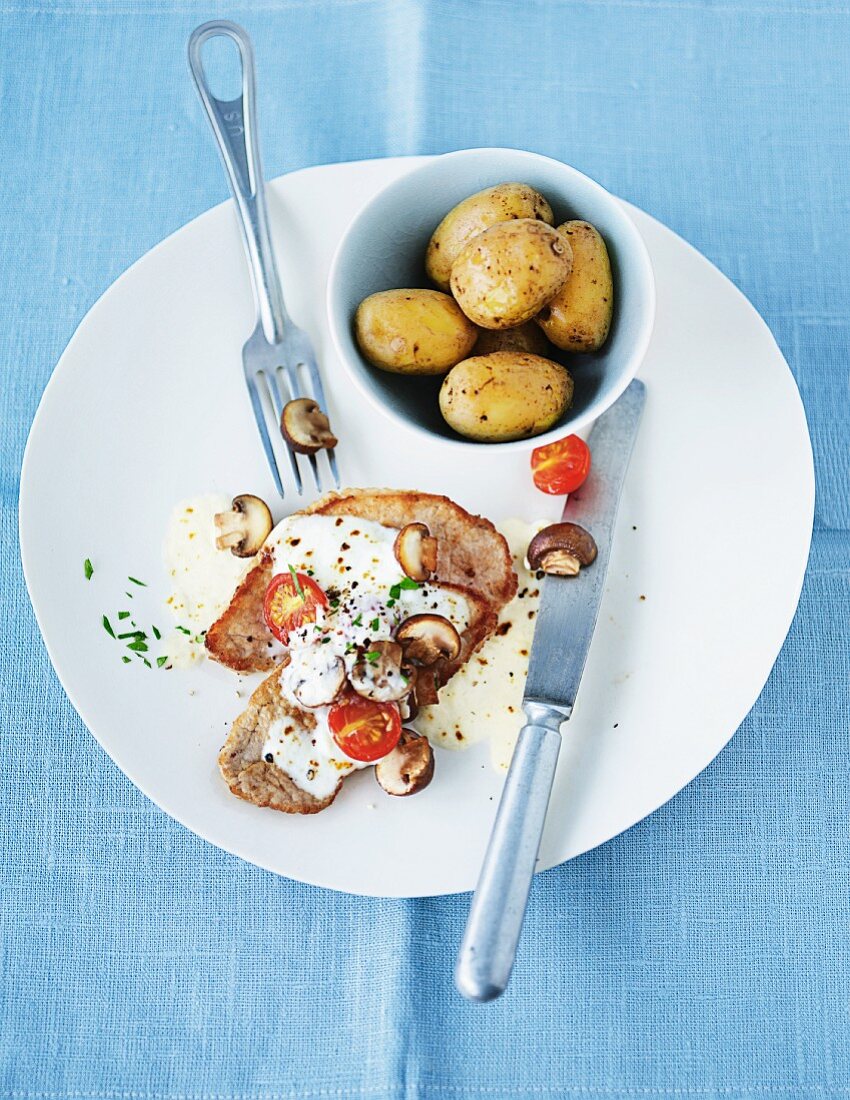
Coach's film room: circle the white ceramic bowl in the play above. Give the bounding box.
[326,148,656,451]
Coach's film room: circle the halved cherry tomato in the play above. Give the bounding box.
[263,572,328,644]
[328,694,402,763]
[531,434,591,495]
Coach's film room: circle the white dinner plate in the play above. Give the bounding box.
[19,156,814,897]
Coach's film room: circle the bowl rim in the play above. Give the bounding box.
[326,147,656,452]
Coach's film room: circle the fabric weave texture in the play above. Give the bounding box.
[1,1,848,1097]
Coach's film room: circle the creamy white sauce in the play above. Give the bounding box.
[413,519,545,771]
[263,706,363,801]
[162,495,252,667]
[261,513,471,794]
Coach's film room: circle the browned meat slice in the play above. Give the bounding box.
[306,489,517,609]
[206,488,517,675]
[218,668,341,814]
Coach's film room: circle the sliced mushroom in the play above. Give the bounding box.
[393,522,438,582]
[281,398,338,455]
[214,494,273,558]
[407,665,440,707]
[526,522,598,576]
[349,641,410,703]
[400,696,419,723]
[289,647,346,708]
[375,729,434,797]
[396,614,461,667]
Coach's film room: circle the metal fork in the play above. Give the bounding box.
[188,20,339,498]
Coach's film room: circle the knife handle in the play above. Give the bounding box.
[455,706,563,1002]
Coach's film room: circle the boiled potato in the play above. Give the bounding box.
[473,321,552,357]
[425,183,554,291]
[450,220,572,330]
[439,352,573,442]
[354,289,477,375]
[536,220,613,351]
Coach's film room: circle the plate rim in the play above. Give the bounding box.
[18,155,815,897]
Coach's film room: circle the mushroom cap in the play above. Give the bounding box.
[527,522,598,575]
[281,398,338,455]
[374,729,435,797]
[393,522,438,582]
[214,494,273,558]
[396,613,461,666]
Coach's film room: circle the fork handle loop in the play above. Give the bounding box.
[188,21,287,344]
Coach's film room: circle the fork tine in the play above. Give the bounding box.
[245,374,285,499]
[264,369,303,495]
[326,448,341,489]
[292,356,338,493]
[306,452,322,492]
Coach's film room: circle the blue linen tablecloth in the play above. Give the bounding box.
[2,1,848,1096]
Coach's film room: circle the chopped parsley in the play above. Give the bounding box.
[365,650,380,665]
[288,564,306,602]
[152,625,161,641]
[128,576,147,587]
[176,626,192,636]
[117,611,130,621]
[389,577,420,601]
[118,630,146,641]
[127,640,148,653]
[369,617,380,632]
[83,559,94,581]
[351,613,362,627]
[102,615,115,638]
[156,656,169,668]
[121,656,131,664]
[386,598,396,608]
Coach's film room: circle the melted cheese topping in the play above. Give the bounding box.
[260,513,470,796]
[264,708,361,801]
[413,519,545,770]
[162,495,252,666]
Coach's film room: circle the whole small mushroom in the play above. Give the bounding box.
[374,729,434,797]
[394,522,438,582]
[526,522,598,576]
[396,614,461,667]
[214,495,273,558]
[281,398,338,455]
[349,641,410,703]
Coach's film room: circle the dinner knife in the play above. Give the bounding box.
[455,379,646,1002]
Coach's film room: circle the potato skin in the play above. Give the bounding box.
[439,352,574,442]
[450,220,572,330]
[536,221,613,352]
[354,289,477,375]
[425,183,554,291]
[473,322,552,357]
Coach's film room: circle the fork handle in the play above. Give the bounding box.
[188,21,287,344]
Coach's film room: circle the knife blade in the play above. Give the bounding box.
[455,379,646,1003]
[525,378,647,714]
